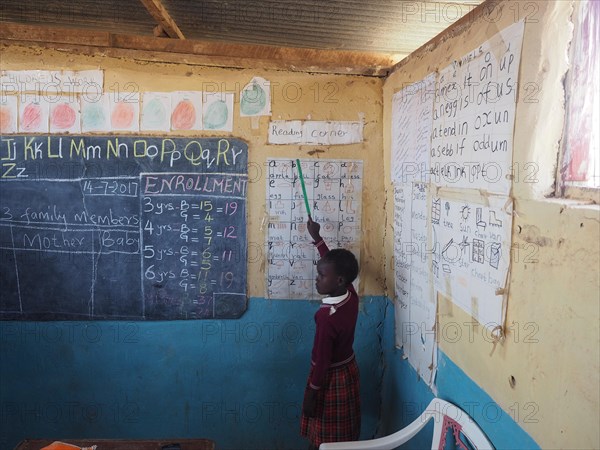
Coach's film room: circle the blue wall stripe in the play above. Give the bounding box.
[1,297,540,450]
[0,297,385,450]
[380,300,540,450]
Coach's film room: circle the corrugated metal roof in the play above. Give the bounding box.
[163,0,484,54]
[1,0,483,57]
[0,0,156,35]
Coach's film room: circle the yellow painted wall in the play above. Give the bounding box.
[0,43,386,298]
[383,1,599,448]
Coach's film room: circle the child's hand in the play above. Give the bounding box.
[307,216,322,242]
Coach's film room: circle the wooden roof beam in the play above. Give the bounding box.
[0,22,401,76]
[139,0,185,40]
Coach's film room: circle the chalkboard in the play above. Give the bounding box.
[0,135,248,320]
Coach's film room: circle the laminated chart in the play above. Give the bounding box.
[266,159,363,299]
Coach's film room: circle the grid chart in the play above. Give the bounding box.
[266,159,363,299]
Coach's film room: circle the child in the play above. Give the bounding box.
[300,216,361,450]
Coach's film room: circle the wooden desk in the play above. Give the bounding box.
[14,439,215,450]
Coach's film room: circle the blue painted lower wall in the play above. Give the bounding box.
[0,297,385,450]
[1,297,541,450]
[380,300,540,450]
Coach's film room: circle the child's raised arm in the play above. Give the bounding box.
[306,216,322,243]
[307,216,330,258]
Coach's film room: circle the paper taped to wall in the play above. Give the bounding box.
[432,195,512,328]
[430,20,525,194]
[266,158,363,299]
[268,120,363,145]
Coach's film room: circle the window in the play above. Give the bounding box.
[558,0,600,200]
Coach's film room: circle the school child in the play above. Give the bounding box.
[300,216,361,450]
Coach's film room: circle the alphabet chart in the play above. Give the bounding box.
[266,158,363,299]
[0,135,248,320]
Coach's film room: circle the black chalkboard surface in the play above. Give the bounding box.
[0,135,248,320]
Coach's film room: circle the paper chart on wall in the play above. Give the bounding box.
[430,20,525,194]
[1,69,103,93]
[203,92,234,132]
[141,92,171,132]
[393,184,411,330]
[431,195,512,328]
[49,95,81,134]
[268,120,363,145]
[109,93,140,132]
[171,91,202,131]
[18,94,49,133]
[240,77,271,117]
[391,73,435,183]
[393,182,437,386]
[81,93,110,132]
[0,96,18,134]
[304,121,363,145]
[266,158,362,299]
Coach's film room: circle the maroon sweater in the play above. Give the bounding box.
[309,239,359,390]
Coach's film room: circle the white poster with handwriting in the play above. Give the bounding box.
[430,20,525,194]
[394,182,437,386]
[1,70,103,94]
[391,73,435,183]
[268,120,363,145]
[393,184,411,330]
[266,159,362,299]
[431,195,512,328]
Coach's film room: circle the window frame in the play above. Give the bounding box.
[556,0,600,204]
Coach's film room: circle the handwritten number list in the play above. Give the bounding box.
[141,173,247,319]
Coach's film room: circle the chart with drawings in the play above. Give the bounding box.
[266,158,363,299]
[431,195,512,327]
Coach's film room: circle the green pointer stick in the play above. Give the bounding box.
[296,159,311,217]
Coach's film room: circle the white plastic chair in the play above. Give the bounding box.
[320,398,494,450]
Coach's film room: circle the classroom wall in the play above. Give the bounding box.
[382,1,599,449]
[2,1,599,448]
[0,43,387,449]
[380,302,539,450]
[0,299,386,450]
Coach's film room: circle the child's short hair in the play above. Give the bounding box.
[323,249,359,283]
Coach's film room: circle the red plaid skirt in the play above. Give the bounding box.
[300,358,361,447]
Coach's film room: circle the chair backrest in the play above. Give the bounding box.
[319,398,494,450]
